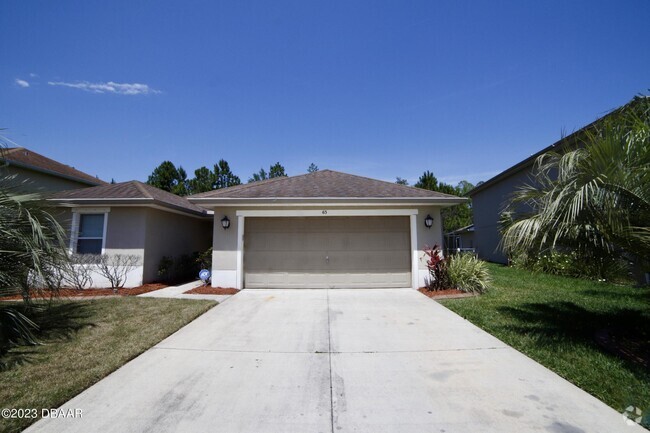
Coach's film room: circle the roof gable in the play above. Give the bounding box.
[49,180,206,216]
[2,147,106,186]
[188,170,461,200]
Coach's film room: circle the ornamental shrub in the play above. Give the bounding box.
[447,253,491,294]
[423,244,450,290]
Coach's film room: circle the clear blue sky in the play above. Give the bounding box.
[1,1,648,186]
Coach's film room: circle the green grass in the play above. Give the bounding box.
[0,297,216,433]
[440,263,650,427]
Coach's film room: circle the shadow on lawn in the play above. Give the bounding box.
[580,287,650,302]
[497,301,650,370]
[0,301,95,371]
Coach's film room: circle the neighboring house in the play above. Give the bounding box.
[188,170,465,289]
[48,181,212,287]
[444,224,475,254]
[1,147,105,192]
[469,97,642,263]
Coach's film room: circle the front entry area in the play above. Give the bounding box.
[243,216,411,288]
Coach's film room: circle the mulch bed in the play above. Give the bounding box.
[0,284,168,300]
[184,286,240,295]
[418,287,477,299]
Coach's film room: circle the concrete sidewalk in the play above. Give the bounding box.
[26,289,644,433]
[138,280,232,302]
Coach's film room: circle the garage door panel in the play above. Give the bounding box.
[328,251,409,272]
[244,216,411,289]
[245,251,325,272]
[328,232,409,251]
[328,272,410,288]
[245,272,330,289]
[246,232,328,252]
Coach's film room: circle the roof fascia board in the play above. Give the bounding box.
[47,198,208,218]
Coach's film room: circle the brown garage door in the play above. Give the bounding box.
[243,216,411,288]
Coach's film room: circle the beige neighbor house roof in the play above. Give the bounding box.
[1,147,106,186]
[188,169,465,205]
[48,180,207,216]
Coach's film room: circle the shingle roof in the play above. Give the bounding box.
[49,180,207,216]
[189,170,461,200]
[1,147,105,186]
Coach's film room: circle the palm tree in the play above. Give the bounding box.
[500,96,649,279]
[0,177,69,357]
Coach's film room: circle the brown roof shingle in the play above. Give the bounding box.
[49,180,207,216]
[188,170,461,200]
[2,147,106,186]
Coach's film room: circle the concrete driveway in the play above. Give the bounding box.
[27,289,643,433]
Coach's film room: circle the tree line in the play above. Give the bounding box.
[146,160,316,196]
[145,160,477,232]
[403,171,476,233]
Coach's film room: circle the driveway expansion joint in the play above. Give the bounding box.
[326,288,335,433]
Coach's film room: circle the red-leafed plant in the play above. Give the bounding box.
[423,244,450,290]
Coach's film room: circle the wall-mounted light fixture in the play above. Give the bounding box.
[424,214,433,229]
[221,216,231,230]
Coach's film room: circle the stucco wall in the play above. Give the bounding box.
[212,208,239,286]
[414,206,443,287]
[210,205,445,289]
[51,207,146,288]
[51,206,210,288]
[143,209,212,283]
[1,166,95,193]
[94,207,147,287]
[472,169,533,263]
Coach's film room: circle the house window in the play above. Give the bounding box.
[76,214,105,254]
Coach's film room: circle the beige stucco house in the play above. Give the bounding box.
[48,170,464,289]
[1,147,105,192]
[188,170,465,289]
[48,181,212,287]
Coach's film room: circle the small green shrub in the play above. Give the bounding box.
[447,253,491,294]
[196,247,212,270]
[157,250,212,284]
[157,256,174,281]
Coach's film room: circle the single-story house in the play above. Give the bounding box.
[48,181,212,287]
[188,170,464,289]
[1,147,105,192]
[49,170,465,289]
[469,96,644,263]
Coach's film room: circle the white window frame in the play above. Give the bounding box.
[70,208,110,255]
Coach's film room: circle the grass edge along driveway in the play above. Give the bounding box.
[0,297,216,433]
[440,263,650,428]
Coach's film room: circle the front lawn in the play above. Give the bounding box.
[0,297,216,433]
[440,263,650,427]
